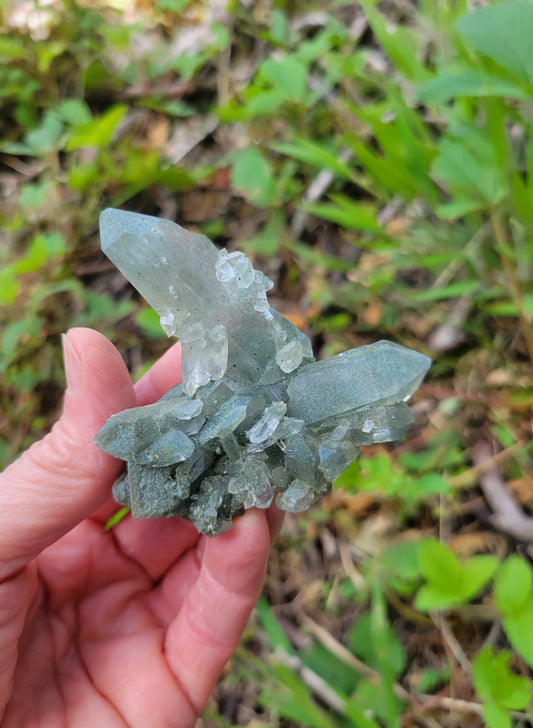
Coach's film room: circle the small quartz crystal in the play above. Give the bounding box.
[95,209,431,536]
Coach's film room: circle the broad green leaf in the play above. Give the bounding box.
[246,89,286,117]
[19,180,55,209]
[259,56,307,102]
[416,543,497,610]
[502,595,533,667]
[494,555,533,614]
[459,556,499,603]
[15,233,66,274]
[231,147,277,207]
[473,646,531,718]
[456,3,533,84]
[270,8,291,46]
[381,541,423,583]
[417,472,449,496]
[433,135,504,205]
[418,70,530,103]
[25,112,63,155]
[136,308,166,340]
[66,104,128,150]
[415,583,459,611]
[482,702,511,728]
[56,99,92,126]
[418,540,462,590]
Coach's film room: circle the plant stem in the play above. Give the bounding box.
[490,209,533,362]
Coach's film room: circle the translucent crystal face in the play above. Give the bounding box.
[95,209,431,536]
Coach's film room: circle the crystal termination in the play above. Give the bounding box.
[95,209,431,536]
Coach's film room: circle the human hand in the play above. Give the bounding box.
[0,328,283,727]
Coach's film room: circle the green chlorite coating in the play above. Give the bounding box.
[95,209,431,536]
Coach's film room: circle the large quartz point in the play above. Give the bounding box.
[95,209,431,535]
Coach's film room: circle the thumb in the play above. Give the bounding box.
[0,328,137,577]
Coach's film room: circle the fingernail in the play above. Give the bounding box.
[62,332,84,394]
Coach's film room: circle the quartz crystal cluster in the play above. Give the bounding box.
[95,209,431,536]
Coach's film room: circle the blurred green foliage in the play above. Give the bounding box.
[1,0,533,725]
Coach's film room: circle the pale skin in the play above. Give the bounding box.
[0,328,283,727]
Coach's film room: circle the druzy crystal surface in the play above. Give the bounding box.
[95,209,431,536]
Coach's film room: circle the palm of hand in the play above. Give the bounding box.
[5,508,271,728]
[0,329,280,728]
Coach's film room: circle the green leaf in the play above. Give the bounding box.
[256,597,294,654]
[416,472,449,496]
[460,556,499,601]
[56,99,92,126]
[482,701,511,728]
[302,194,382,234]
[104,507,130,530]
[272,138,354,181]
[15,233,66,274]
[66,104,128,150]
[418,70,530,103]
[435,198,485,220]
[261,664,332,728]
[415,664,451,694]
[246,89,287,117]
[156,0,191,9]
[231,147,277,207]
[494,556,533,614]
[473,646,531,721]
[483,300,520,317]
[244,212,284,255]
[433,134,504,206]
[415,541,498,610]
[348,612,405,678]
[25,112,63,155]
[411,280,479,302]
[501,595,533,668]
[456,3,533,84]
[0,267,18,305]
[270,8,291,46]
[259,56,307,102]
[418,540,462,591]
[359,0,429,82]
[19,180,55,209]
[344,696,381,728]
[136,308,166,340]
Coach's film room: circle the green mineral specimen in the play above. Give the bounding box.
[95,209,431,536]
